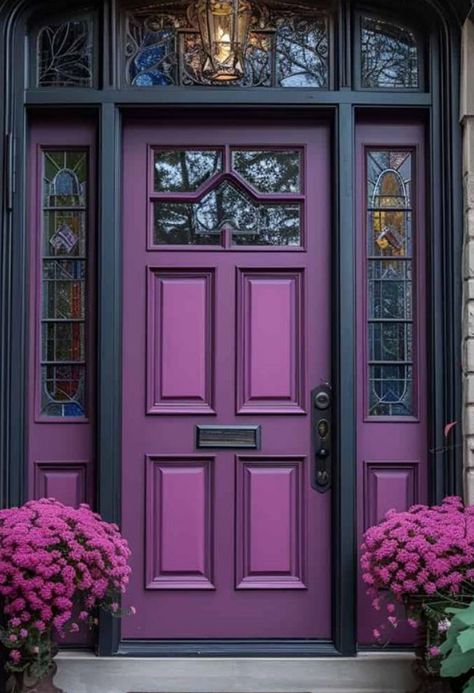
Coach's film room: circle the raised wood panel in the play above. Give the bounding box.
[237,270,304,414]
[147,269,215,414]
[146,455,215,589]
[363,461,419,530]
[34,460,89,507]
[236,456,306,589]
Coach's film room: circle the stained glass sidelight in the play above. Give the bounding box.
[366,149,414,416]
[360,16,419,89]
[125,2,329,88]
[152,146,303,247]
[37,20,93,87]
[40,150,88,417]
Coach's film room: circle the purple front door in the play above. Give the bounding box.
[121,116,331,639]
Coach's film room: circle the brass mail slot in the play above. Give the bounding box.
[195,425,261,449]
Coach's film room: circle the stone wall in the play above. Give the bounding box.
[462,18,474,502]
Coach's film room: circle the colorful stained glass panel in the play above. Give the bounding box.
[40,150,88,418]
[366,148,414,416]
[125,4,329,88]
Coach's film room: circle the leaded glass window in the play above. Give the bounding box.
[360,16,419,89]
[124,1,329,88]
[366,149,415,416]
[41,150,88,417]
[152,147,303,246]
[36,19,93,87]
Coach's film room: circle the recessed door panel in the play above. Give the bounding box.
[237,270,304,413]
[147,269,215,413]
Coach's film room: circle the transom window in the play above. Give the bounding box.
[30,3,423,91]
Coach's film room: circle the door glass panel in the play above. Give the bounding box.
[154,149,223,192]
[153,183,302,246]
[367,150,412,205]
[232,204,301,246]
[37,19,93,88]
[124,4,329,88]
[195,183,259,233]
[368,322,413,362]
[368,210,412,257]
[369,364,413,416]
[366,148,414,416]
[275,15,329,87]
[368,260,412,320]
[151,147,303,248]
[153,201,222,245]
[41,150,88,418]
[232,149,301,193]
[360,16,419,89]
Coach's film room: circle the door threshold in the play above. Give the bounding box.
[117,639,338,657]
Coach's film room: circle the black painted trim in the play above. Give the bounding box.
[333,102,357,656]
[24,87,433,106]
[118,639,339,657]
[428,22,464,502]
[96,102,122,656]
[1,5,29,508]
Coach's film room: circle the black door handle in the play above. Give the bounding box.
[311,385,332,493]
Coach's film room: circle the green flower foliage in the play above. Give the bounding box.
[440,600,474,690]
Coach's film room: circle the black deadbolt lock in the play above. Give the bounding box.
[314,390,330,410]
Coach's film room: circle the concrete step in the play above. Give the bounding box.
[55,652,417,693]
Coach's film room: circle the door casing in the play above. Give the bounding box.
[0,0,465,658]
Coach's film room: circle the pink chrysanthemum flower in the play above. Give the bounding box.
[0,498,132,673]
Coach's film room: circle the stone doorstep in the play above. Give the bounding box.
[55,651,417,693]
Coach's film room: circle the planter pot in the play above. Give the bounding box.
[5,662,64,693]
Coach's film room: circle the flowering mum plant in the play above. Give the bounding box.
[0,498,132,681]
[361,497,474,674]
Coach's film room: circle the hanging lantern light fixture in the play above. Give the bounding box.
[191,0,253,81]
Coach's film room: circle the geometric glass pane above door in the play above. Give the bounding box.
[151,146,303,247]
[125,1,329,87]
[153,182,301,246]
